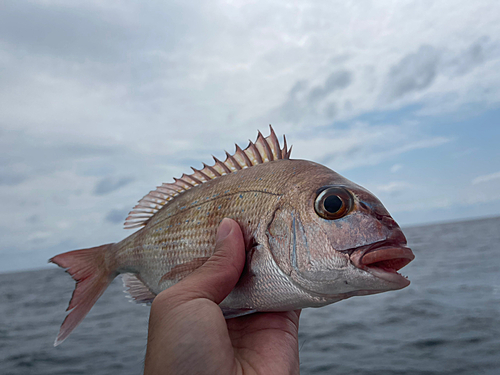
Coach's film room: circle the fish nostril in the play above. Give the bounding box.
[359,202,369,210]
[382,215,398,229]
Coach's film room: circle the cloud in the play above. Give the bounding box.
[1,0,500,272]
[472,171,500,185]
[276,70,353,124]
[390,164,403,173]
[93,176,135,195]
[26,214,40,224]
[383,37,499,106]
[384,45,440,100]
[291,122,452,172]
[0,1,205,64]
[308,70,352,104]
[0,2,131,62]
[279,80,310,123]
[444,37,496,77]
[105,208,130,225]
[374,181,412,196]
[0,128,123,181]
[0,169,27,186]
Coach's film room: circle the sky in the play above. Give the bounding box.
[1,0,500,273]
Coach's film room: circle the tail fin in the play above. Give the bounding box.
[49,243,117,346]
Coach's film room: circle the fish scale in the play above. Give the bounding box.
[50,126,414,346]
[116,164,288,296]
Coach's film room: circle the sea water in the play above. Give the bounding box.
[1,216,499,374]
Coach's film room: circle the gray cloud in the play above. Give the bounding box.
[0,1,201,63]
[384,38,498,102]
[0,169,27,186]
[279,80,309,122]
[308,70,352,104]
[445,37,496,76]
[105,208,130,225]
[0,2,133,62]
[454,40,486,74]
[385,45,440,99]
[278,70,353,123]
[26,214,40,224]
[0,128,123,180]
[94,176,135,196]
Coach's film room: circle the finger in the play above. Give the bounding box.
[165,218,246,305]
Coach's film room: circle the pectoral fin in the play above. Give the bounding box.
[159,257,210,283]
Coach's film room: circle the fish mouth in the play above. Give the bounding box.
[350,241,415,288]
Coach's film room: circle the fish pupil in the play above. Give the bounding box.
[324,195,343,213]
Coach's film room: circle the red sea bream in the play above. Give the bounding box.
[50,126,415,345]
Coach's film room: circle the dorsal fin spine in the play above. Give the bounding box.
[203,162,221,178]
[148,191,169,199]
[124,126,291,229]
[268,125,281,160]
[124,223,144,229]
[160,184,181,194]
[213,156,232,174]
[129,208,155,213]
[174,177,194,189]
[181,174,200,185]
[127,215,150,220]
[225,151,242,171]
[260,131,274,161]
[190,167,209,182]
[282,135,288,159]
[140,197,164,205]
[155,187,175,196]
[187,175,202,185]
[235,144,253,167]
[248,141,263,164]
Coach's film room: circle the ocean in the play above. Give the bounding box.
[1,216,499,374]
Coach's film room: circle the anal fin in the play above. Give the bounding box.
[122,273,157,305]
[222,308,257,319]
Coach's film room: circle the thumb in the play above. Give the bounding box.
[164,218,246,305]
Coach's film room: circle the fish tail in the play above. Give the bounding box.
[49,243,117,346]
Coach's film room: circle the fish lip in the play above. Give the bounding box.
[350,241,415,288]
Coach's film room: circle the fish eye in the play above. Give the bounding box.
[314,187,353,220]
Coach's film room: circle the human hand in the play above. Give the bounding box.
[144,218,301,375]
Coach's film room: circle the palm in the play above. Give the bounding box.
[226,310,301,375]
[144,219,302,375]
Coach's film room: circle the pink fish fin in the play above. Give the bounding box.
[234,144,253,168]
[255,130,274,162]
[124,126,292,229]
[268,124,282,159]
[282,134,288,159]
[159,257,210,283]
[213,155,232,174]
[240,125,291,165]
[221,308,257,319]
[49,243,116,346]
[121,273,157,304]
[225,150,242,171]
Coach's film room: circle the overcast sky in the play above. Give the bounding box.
[1,0,500,273]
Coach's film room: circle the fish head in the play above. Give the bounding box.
[267,160,415,300]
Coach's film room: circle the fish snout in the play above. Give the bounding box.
[350,226,414,288]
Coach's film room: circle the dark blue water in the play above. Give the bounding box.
[1,216,499,374]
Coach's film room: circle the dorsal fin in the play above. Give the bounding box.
[124,125,291,229]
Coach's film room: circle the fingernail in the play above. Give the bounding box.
[216,218,233,241]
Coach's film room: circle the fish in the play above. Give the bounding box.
[50,125,415,346]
